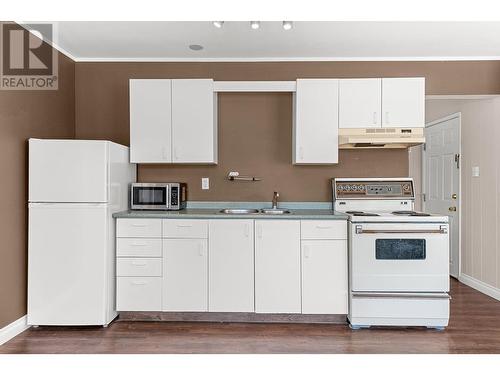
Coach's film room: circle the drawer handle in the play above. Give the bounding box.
[176,224,193,228]
[131,243,148,247]
[131,223,148,227]
[315,225,333,229]
[131,262,147,266]
[131,281,148,286]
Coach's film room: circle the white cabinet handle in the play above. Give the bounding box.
[174,147,179,160]
[244,223,250,237]
[131,242,148,247]
[385,111,390,125]
[373,112,378,124]
[176,224,193,228]
[131,261,147,266]
[162,146,169,160]
[256,224,263,239]
[198,243,204,256]
[315,225,332,229]
[132,223,148,227]
[304,245,310,259]
[131,281,147,286]
[299,146,304,160]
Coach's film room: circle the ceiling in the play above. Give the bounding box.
[39,21,500,61]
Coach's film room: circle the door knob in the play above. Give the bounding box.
[451,193,457,199]
[448,206,457,212]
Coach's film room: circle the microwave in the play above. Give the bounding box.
[130,183,187,210]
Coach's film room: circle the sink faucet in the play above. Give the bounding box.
[272,191,279,209]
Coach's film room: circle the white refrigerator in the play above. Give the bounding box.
[28,139,136,326]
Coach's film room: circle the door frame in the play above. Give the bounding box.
[422,112,462,278]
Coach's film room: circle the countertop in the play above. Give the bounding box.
[113,202,347,220]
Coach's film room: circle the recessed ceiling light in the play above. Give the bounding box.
[250,21,260,30]
[282,21,293,30]
[213,21,224,28]
[189,44,204,51]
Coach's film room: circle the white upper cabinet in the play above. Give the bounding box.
[171,79,217,163]
[382,77,425,128]
[129,78,217,164]
[339,78,382,128]
[130,79,172,163]
[293,79,339,164]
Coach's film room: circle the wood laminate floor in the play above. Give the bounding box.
[1,279,499,354]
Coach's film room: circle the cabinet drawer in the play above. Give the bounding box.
[117,238,162,257]
[117,258,162,277]
[163,219,208,238]
[117,219,162,238]
[301,220,347,240]
[117,277,162,311]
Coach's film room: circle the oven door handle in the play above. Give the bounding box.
[355,225,448,234]
[352,292,451,300]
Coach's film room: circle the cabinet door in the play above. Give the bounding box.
[209,220,254,312]
[129,79,172,163]
[171,79,217,163]
[255,220,301,313]
[301,240,348,314]
[339,78,382,128]
[294,79,339,164]
[163,239,208,311]
[382,77,425,128]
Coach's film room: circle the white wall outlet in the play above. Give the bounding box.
[202,177,210,190]
[472,166,480,177]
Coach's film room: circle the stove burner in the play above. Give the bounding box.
[392,210,431,217]
[346,210,380,217]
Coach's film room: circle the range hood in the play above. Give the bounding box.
[339,128,425,149]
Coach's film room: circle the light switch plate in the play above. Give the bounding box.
[202,177,210,190]
[472,166,480,177]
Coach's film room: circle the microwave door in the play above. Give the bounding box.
[132,185,169,209]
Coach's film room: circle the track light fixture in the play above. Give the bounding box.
[212,21,224,28]
[250,21,260,30]
[282,21,293,30]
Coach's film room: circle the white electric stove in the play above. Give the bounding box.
[333,178,450,330]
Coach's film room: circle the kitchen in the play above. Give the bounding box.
[1,11,500,374]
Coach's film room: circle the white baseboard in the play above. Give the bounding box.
[0,315,29,346]
[459,274,500,301]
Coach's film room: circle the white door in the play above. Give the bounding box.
[301,240,348,314]
[29,139,108,203]
[209,220,254,312]
[423,114,460,277]
[28,203,107,325]
[339,78,382,128]
[255,220,301,313]
[129,79,172,163]
[163,239,208,311]
[294,79,339,164]
[171,79,216,163]
[382,77,425,128]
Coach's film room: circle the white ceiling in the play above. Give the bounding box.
[41,21,500,61]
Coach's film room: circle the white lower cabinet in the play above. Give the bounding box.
[117,277,162,311]
[209,220,254,312]
[301,240,348,314]
[255,220,301,313]
[163,238,208,312]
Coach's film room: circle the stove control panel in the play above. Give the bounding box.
[334,179,414,199]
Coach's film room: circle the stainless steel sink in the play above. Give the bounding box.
[260,209,291,215]
[219,208,260,214]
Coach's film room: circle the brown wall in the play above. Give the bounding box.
[0,31,75,327]
[75,60,500,201]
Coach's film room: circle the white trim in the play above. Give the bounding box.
[426,95,500,100]
[213,81,296,92]
[422,113,462,278]
[0,315,29,346]
[73,56,500,63]
[459,274,500,301]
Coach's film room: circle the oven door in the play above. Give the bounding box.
[350,222,449,292]
[131,185,169,210]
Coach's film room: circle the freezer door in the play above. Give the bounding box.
[29,139,108,203]
[28,203,108,325]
